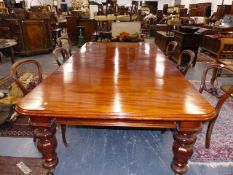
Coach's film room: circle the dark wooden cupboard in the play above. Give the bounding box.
[216,5,232,19]
[189,3,211,17]
[21,20,53,55]
[197,3,211,17]
[200,35,220,56]
[6,19,53,56]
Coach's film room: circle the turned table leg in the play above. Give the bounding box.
[33,120,58,175]
[171,122,201,175]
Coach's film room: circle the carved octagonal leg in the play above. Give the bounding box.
[171,122,201,175]
[34,120,58,174]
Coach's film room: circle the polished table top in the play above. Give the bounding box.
[16,42,215,122]
[0,39,17,49]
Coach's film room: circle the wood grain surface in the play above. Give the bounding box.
[16,42,215,122]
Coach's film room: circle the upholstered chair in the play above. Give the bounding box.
[11,59,68,147]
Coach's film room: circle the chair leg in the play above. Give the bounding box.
[33,135,37,142]
[61,124,68,147]
[161,128,166,134]
[210,68,218,85]
[0,51,3,63]
[205,118,217,149]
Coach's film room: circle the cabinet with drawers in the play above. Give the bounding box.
[6,19,53,56]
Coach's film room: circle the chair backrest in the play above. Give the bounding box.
[52,47,70,67]
[11,59,43,95]
[199,64,233,117]
[177,49,195,75]
[56,36,72,56]
[165,41,178,60]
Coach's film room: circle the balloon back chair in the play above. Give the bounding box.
[199,64,233,148]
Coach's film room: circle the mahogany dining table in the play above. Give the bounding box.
[16,42,215,175]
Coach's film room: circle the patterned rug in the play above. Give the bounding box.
[0,117,34,137]
[0,73,52,138]
[0,156,46,175]
[197,51,215,62]
[189,80,233,163]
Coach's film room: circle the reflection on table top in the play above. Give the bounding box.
[16,42,215,122]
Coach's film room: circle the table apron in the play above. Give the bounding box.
[29,117,179,129]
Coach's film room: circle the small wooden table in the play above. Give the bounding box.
[16,42,215,175]
[0,39,17,64]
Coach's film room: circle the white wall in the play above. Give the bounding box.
[180,0,193,9]
[157,0,172,10]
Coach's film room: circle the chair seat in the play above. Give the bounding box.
[221,85,233,97]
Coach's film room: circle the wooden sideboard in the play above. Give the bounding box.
[216,5,232,19]
[200,35,220,56]
[66,16,96,45]
[189,3,211,17]
[197,3,211,17]
[155,31,174,53]
[173,30,200,65]
[6,19,53,56]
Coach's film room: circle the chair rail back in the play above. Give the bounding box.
[52,47,70,67]
[177,49,195,75]
[11,59,43,95]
